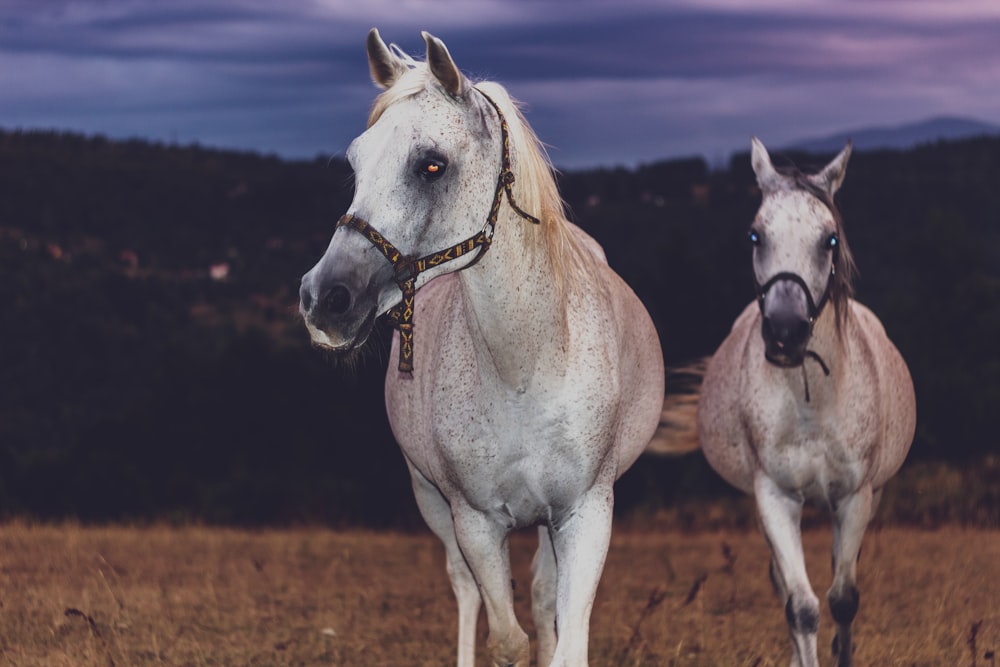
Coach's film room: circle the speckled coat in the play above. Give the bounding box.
[299,30,664,667]
[696,138,916,667]
[699,297,915,503]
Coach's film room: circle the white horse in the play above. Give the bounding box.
[299,30,665,667]
[697,138,916,667]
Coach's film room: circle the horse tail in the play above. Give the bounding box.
[645,358,708,455]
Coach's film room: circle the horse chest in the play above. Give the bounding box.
[749,398,874,502]
[392,373,611,523]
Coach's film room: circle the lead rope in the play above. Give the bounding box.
[336,88,539,374]
[800,350,831,403]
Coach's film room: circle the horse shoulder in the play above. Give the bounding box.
[846,300,917,484]
[384,273,466,476]
[601,269,665,475]
[698,302,760,494]
[548,235,664,476]
[703,301,759,385]
[846,301,915,415]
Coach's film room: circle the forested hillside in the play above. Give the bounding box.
[2,129,998,525]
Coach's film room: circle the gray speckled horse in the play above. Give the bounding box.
[299,30,664,667]
[698,138,916,667]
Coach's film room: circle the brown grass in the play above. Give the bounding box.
[0,522,998,666]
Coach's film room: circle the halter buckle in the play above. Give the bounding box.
[393,258,418,285]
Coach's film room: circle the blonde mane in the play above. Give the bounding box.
[366,66,597,299]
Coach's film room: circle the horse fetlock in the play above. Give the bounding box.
[828,585,860,626]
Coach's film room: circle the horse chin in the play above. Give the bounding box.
[304,306,378,357]
[764,348,806,369]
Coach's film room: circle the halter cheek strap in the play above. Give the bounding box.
[335,88,540,373]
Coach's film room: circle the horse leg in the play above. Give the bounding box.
[531,525,558,666]
[827,484,874,667]
[450,503,530,667]
[754,474,819,667]
[408,465,481,667]
[547,483,614,667]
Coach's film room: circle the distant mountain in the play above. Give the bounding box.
[787,116,1000,153]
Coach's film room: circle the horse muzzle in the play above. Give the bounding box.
[758,276,815,368]
[761,311,811,368]
[299,265,380,353]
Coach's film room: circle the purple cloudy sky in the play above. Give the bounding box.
[2,0,999,169]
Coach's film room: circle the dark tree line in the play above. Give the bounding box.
[1,128,997,525]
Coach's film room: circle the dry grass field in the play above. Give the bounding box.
[0,521,998,666]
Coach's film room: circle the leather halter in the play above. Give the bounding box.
[335,88,540,373]
[753,268,834,326]
[753,258,837,402]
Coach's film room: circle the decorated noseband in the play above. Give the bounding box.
[335,88,540,373]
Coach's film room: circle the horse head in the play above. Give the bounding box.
[300,29,508,357]
[748,137,856,368]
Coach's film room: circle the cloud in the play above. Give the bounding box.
[2,1,1000,167]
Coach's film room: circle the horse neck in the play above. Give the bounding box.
[457,208,569,387]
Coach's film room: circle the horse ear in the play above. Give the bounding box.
[367,28,408,89]
[751,136,784,193]
[422,31,467,98]
[808,141,852,196]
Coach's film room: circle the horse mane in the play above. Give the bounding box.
[366,66,596,300]
[776,165,858,333]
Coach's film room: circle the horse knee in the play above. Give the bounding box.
[785,594,820,635]
[446,558,472,584]
[829,585,860,626]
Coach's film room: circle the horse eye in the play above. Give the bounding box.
[826,234,839,250]
[419,158,447,179]
[748,229,762,246]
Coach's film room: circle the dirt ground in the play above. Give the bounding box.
[0,522,997,666]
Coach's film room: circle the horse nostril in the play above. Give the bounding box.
[763,315,810,349]
[762,316,779,342]
[323,284,352,315]
[299,286,314,313]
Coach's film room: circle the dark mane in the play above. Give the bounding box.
[777,165,858,332]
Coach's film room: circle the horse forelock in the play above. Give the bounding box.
[367,66,427,128]
[770,168,857,333]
